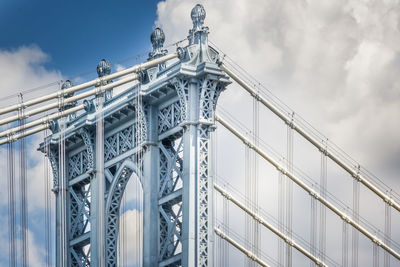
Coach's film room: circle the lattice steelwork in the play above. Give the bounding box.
[39,4,230,266]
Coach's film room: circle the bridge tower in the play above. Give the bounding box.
[40,4,230,266]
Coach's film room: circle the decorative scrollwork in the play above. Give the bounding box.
[79,128,94,170]
[48,148,59,190]
[199,78,225,121]
[172,78,189,122]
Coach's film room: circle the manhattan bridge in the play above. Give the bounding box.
[1,4,400,267]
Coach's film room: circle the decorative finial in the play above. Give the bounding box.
[61,80,74,97]
[59,80,77,114]
[151,27,165,51]
[191,4,206,30]
[149,27,168,60]
[97,59,111,77]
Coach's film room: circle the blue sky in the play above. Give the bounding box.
[0,0,160,77]
[1,0,400,266]
[0,1,161,266]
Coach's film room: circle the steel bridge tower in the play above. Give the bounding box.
[40,4,229,266]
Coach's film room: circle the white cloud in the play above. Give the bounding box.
[119,208,143,266]
[0,45,62,107]
[156,0,400,172]
[0,45,62,266]
[156,0,400,265]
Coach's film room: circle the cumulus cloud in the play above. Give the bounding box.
[0,45,62,106]
[156,0,400,265]
[0,45,62,266]
[156,0,400,176]
[119,208,143,267]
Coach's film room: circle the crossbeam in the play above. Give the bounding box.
[215,227,270,267]
[215,114,400,261]
[214,183,327,267]
[220,62,400,213]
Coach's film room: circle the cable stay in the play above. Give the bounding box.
[215,114,400,261]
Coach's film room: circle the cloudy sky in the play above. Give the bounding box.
[0,0,400,266]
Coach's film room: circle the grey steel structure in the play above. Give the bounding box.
[40,4,229,266]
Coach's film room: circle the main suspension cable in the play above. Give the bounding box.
[215,184,328,267]
[212,45,400,211]
[216,175,341,267]
[215,114,400,261]
[218,106,400,252]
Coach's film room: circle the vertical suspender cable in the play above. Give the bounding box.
[286,114,294,267]
[253,94,260,265]
[137,88,140,267]
[96,91,105,267]
[342,220,348,267]
[135,94,138,267]
[44,130,51,267]
[124,192,127,266]
[352,174,360,267]
[139,85,143,267]
[212,129,218,266]
[319,144,327,263]
[278,171,284,266]
[373,242,379,267]
[135,85,143,267]
[245,145,251,266]
[7,140,16,267]
[19,93,29,267]
[124,193,127,266]
[59,116,67,267]
[223,195,229,267]
[384,201,391,267]
[310,196,317,267]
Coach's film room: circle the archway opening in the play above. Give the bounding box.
[118,172,143,267]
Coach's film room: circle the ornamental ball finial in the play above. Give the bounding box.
[61,80,73,90]
[191,4,206,29]
[151,27,165,49]
[97,59,111,77]
[61,80,74,97]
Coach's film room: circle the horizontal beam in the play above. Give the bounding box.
[215,183,327,267]
[214,227,270,267]
[215,114,400,261]
[220,62,400,213]
[0,52,178,116]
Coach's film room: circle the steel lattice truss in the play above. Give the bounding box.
[38,4,230,266]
